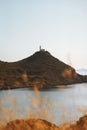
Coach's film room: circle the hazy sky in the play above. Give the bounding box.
[0,0,87,69]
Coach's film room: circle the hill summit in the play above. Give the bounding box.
[0,50,87,89]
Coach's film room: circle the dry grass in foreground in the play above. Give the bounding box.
[0,119,60,130]
[0,115,87,130]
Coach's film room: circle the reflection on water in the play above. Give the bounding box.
[0,83,87,125]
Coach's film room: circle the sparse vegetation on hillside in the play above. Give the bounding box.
[0,51,87,89]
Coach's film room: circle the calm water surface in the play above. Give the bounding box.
[0,83,87,125]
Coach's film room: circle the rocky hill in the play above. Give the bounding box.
[0,50,87,89]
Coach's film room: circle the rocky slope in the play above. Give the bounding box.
[0,50,87,89]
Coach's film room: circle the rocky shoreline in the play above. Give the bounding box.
[0,115,87,130]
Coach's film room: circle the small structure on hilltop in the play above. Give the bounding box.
[39,45,45,52]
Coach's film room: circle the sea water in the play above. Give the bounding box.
[0,70,87,125]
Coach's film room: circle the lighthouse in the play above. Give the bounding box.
[39,46,45,52]
[39,45,41,51]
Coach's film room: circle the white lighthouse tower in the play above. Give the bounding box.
[39,45,45,52]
